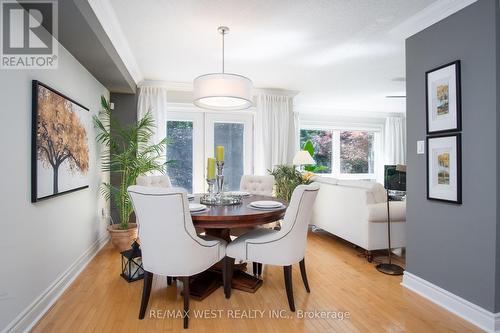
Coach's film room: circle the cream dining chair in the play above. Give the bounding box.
[239,175,275,196]
[232,175,275,275]
[136,174,172,188]
[224,183,320,311]
[127,185,227,329]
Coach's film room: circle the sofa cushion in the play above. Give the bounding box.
[368,201,406,223]
[311,176,338,185]
[336,179,376,189]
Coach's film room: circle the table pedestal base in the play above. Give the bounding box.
[188,269,263,300]
[188,271,222,301]
[188,228,263,300]
[231,270,263,292]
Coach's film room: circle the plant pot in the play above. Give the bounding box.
[107,223,138,252]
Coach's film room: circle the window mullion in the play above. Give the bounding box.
[333,130,341,177]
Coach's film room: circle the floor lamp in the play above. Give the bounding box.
[376,164,406,276]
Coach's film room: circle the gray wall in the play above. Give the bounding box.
[58,0,136,93]
[0,43,109,330]
[406,0,499,312]
[109,92,138,224]
[496,0,500,312]
[110,93,138,126]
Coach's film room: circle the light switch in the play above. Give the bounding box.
[417,140,425,154]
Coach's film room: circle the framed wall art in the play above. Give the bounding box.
[426,133,462,204]
[32,80,90,202]
[426,60,461,134]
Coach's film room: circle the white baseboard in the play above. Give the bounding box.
[2,234,110,333]
[402,272,500,333]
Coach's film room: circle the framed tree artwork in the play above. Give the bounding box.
[426,134,462,204]
[426,60,461,134]
[31,80,90,202]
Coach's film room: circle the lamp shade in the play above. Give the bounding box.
[293,150,316,165]
[193,73,253,110]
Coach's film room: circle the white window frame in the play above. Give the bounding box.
[166,110,204,193]
[166,103,254,192]
[299,120,383,181]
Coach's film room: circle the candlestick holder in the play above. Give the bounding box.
[216,161,224,197]
[203,178,217,204]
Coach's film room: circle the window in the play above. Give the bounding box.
[340,131,374,174]
[300,129,333,174]
[206,113,253,191]
[166,121,193,192]
[299,124,381,180]
[214,123,244,191]
[166,108,253,193]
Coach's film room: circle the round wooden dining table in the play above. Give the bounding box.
[188,194,287,300]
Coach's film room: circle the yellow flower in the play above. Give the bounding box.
[302,172,315,183]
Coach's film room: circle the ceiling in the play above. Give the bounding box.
[105,0,441,114]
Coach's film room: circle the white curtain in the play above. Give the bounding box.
[254,94,297,175]
[137,85,168,166]
[384,116,406,165]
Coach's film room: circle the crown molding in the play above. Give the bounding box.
[138,80,300,98]
[390,0,478,39]
[87,0,143,83]
[253,87,300,97]
[138,80,193,91]
[294,105,405,119]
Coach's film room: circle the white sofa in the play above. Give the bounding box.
[310,176,406,261]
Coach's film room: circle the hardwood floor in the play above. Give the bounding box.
[32,231,481,332]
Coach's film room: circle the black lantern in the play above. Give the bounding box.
[121,240,144,282]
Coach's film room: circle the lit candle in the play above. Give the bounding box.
[216,146,224,162]
[207,158,216,180]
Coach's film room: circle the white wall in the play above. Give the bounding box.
[0,43,109,332]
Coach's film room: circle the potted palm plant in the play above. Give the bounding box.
[94,96,168,251]
[269,165,311,202]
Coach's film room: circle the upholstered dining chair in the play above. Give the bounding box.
[239,175,275,196]
[127,185,227,329]
[232,174,275,275]
[135,174,204,235]
[136,174,172,188]
[224,183,320,311]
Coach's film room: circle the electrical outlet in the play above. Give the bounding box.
[417,140,425,154]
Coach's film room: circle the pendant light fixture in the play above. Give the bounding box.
[193,26,253,110]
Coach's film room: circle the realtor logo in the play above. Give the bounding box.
[1,0,58,69]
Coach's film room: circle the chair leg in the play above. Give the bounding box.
[182,276,189,329]
[283,265,295,312]
[366,250,373,263]
[139,271,153,319]
[257,263,263,277]
[167,276,172,286]
[224,257,235,299]
[299,258,310,292]
[252,262,258,276]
